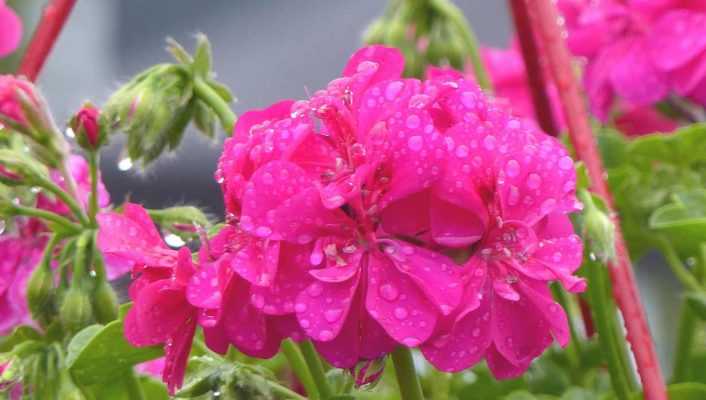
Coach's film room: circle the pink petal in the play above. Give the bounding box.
[421,287,492,372]
[486,343,530,379]
[649,11,706,71]
[0,4,22,57]
[614,104,678,136]
[491,287,554,368]
[162,319,197,395]
[609,37,669,106]
[380,190,431,239]
[342,45,404,84]
[296,267,360,342]
[365,252,437,347]
[240,160,346,244]
[186,262,223,309]
[231,240,280,287]
[233,100,295,140]
[430,195,485,248]
[532,235,586,293]
[203,324,229,355]
[383,240,463,315]
[520,280,571,347]
[133,280,192,344]
[666,50,706,96]
[251,244,313,315]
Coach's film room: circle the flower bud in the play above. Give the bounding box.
[92,280,118,324]
[350,358,386,389]
[0,75,68,167]
[578,190,616,262]
[0,148,50,186]
[26,265,55,327]
[59,287,93,333]
[70,103,104,151]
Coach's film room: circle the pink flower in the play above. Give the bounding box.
[0,1,22,58]
[558,0,706,117]
[136,358,165,378]
[0,232,44,335]
[71,104,103,149]
[419,71,584,377]
[98,204,198,394]
[37,155,110,219]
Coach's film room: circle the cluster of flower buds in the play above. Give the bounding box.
[103,35,234,167]
[101,45,585,393]
[364,0,482,78]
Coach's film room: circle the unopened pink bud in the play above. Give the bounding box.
[71,104,103,150]
[0,75,39,129]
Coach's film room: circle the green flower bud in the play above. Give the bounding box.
[578,190,616,263]
[59,287,93,333]
[26,264,55,327]
[0,148,50,186]
[92,280,118,324]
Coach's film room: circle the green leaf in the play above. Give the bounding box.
[649,189,706,256]
[0,325,42,352]
[192,33,213,78]
[148,206,211,229]
[685,291,706,320]
[139,376,170,400]
[628,382,706,400]
[67,320,163,385]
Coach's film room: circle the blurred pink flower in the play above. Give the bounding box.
[0,75,38,128]
[0,1,22,57]
[0,232,44,335]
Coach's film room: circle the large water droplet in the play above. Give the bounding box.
[319,330,334,341]
[0,219,5,235]
[394,307,408,320]
[407,135,423,152]
[406,115,421,129]
[385,81,404,100]
[325,308,343,322]
[379,284,399,301]
[307,283,323,297]
[118,157,133,171]
[164,233,185,248]
[505,159,520,178]
[527,173,542,189]
[559,156,573,170]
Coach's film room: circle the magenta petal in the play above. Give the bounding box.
[421,292,492,372]
[532,235,586,293]
[520,280,570,347]
[124,307,159,347]
[380,190,431,238]
[430,196,485,248]
[296,269,360,342]
[491,287,553,368]
[343,45,404,83]
[233,100,295,139]
[186,262,223,309]
[0,4,22,57]
[649,11,706,71]
[240,161,345,243]
[203,324,229,355]
[314,308,361,368]
[385,241,463,315]
[486,343,530,379]
[365,252,437,347]
[134,280,192,343]
[231,240,280,286]
[162,319,197,395]
[251,245,313,315]
[609,37,669,106]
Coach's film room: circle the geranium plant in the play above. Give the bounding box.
[1,0,706,399]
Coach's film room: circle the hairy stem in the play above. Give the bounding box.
[391,347,425,400]
[281,340,321,400]
[193,78,237,133]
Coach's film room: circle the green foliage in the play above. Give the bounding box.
[67,320,163,386]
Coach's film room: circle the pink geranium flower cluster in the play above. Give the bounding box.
[559,0,706,120]
[104,45,584,393]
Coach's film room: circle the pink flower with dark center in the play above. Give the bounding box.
[0,1,22,58]
[420,71,584,377]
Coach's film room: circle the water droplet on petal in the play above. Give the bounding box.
[406,115,421,129]
[379,284,399,301]
[394,307,408,320]
[559,156,574,170]
[325,308,343,322]
[385,81,404,100]
[307,283,323,297]
[527,173,542,189]
[319,330,334,341]
[402,337,421,347]
[505,159,520,177]
[407,135,423,152]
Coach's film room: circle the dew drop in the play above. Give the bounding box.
[527,173,542,189]
[505,159,520,178]
[455,145,469,158]
[295,303,307,313]
[379,284,399,301]
[407,135,423,152]
[319,330,334,341]
[406,115,421,129]
[164,233,186,248]
[325,309,343,322]
[385,81,404,100]
[307,283,323,297]
[402,337,421,347]
[559,156,574,170]
[394,307,408,320]
[118,157,133,171]
[483,136,496,150]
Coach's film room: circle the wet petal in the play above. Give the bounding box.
[649,11,706,71]
[610,37,668,106]
[134,280,192,344]
[231,240,280,287]
[365,252,437,347]
[163,319,197,395]
[252,244,313,315]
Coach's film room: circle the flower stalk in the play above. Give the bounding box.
[298,341,333,400]
[280,340,321,400]
[391,347,424,400]
[518,1,668,398]
[18,0,77,81]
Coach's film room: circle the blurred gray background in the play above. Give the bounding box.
[5,0,682,376]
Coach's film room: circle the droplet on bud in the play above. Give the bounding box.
[118,157,133,171]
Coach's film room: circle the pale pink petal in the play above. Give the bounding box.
[649,11,706,71]
[610,37,669,106]
[365,252,437,347]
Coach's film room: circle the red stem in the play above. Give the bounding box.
[18,0,77,82]
[519,1,667,399]
[507,0,559,137]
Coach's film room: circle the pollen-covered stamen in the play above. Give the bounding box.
[478,220,537,292]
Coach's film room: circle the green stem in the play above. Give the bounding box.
[431,0,493,92]
[71,231,92,288]
[430,369,451,400]
[268,380,308,400]
[87,152,99,224]
[9,204,82,234]
[57,156,88,222]
[585,261,637,399]
[36,173,90,226]
[281,340,320,400]
[551,284,582,369]
[193,77,237,133]
[671,242,706,382]
[125,371,146,400]
[658,236,703,292]
[391,347,425,400]
[299,341,333,399]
